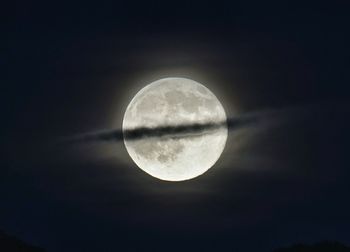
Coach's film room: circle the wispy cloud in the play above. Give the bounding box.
[62,106,305,144]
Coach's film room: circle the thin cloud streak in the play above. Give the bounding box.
[62,106,305,144]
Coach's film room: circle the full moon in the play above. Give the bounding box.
[122,78,228,181]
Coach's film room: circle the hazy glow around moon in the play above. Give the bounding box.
[122,78,228,181]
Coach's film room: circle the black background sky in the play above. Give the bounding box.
[2,1,350,252]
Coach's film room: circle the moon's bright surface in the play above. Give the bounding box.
[122,77,228,181]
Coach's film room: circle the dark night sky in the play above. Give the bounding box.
[2,1,350,251]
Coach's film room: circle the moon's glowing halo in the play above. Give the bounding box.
[122,78,228,181]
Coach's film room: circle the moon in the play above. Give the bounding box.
[122,77,228,181]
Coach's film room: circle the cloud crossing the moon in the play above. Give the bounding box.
[63,106,305,144]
